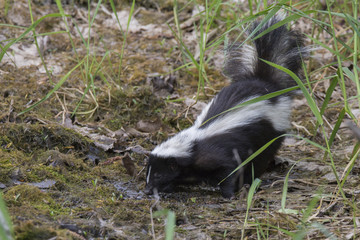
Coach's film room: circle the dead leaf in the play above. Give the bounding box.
[103,153,136,177]
[136,119,161,133]
[123,126,148,137]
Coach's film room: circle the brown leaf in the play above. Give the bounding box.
[102,153,136,177]
[122,153,136,177]
[136,119,161,133]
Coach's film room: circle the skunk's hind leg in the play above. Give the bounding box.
[217,167,239,198]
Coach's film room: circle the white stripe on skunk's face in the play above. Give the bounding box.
[146,166,151,184]
[152,95,291,159]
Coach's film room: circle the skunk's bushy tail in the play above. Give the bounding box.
[223,14,308,89]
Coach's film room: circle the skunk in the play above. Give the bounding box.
[145,15,307,198]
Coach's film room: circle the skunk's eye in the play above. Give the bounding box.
[167,158,178,171]
[169,162,178,171]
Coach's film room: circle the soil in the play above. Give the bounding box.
[0,1,359,239]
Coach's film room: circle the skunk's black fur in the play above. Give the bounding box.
[145,15,307,198]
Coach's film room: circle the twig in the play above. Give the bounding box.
[7,98,14,122]
[149,188,161,240]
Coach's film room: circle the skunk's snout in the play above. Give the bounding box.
[144,185,154,195]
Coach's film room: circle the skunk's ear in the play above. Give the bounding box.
[174,156,194,167]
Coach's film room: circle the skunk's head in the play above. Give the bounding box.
[144,154,182,195]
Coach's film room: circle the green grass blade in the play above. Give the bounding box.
[251,10,316,41]
[166,23,200,69]
[153,209,176,240]
[219,135,285,185]
[248,0,253,15]
[205,0,222,34]
[302,195,321,223]
[55,0,79,61]
[305,33,345,58]
[109,0,124,34]
[220,133,328,185]
[325,0,349,117]
[339,146,360,191]
[280,162,299,213]
[314,77,338,135]
[293,194,322,240]
[257,223,296,238]
[27,0,53,83]
[240,0,292,46]
[165,211,176,240]
[310,223,337,240]
[348,1,360,110]
[247,179,261,210]
[261,59,323,125]
[242,178,261,240]
[327,108,345,149]
[71,83,91,116]
[317,10,360,35]
[93,50,110,77]
[89,0,102,30]
[343,67,356,83]
[320,77,338,115]
[117,0,135,83]
[72,20,87,46]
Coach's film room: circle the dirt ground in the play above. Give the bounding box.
[0,1,359,239]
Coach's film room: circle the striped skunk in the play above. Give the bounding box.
[145,15,307,198]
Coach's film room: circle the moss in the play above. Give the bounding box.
[3,185,74,226]
[112,199,152,225]
[0,149,41,184]
[3,185,53,206]
[0,150,17,183]
[0,135,13,150]
[15,222,57,240]
[37,150,87,171]
[101,85,166,130]
[0,123,97,154]
[0,147,94,185]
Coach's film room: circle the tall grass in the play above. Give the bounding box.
[263,0,356,238]
[109,0,135,84]
[27,0,53,83]
[1,0,135,117]
[171,0,227,97]
[199,0,359,238]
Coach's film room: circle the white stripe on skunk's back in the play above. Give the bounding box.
[152,95,292,158]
